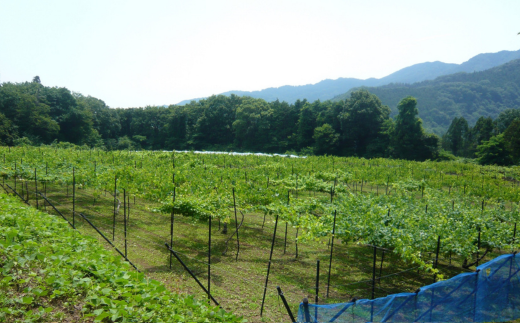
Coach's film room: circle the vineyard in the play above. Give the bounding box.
[1,146,520,322]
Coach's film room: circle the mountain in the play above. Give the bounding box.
[332,59,520,135]
[177,49,520,105]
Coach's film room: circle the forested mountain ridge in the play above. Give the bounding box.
[333,58,520,135]
[177,49,520,105]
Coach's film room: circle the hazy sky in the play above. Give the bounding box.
[1,0,519,107]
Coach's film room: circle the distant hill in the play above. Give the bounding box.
[177,49,520,105]
[333,59,520,135]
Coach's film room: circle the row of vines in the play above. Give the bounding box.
[1,146,520,278]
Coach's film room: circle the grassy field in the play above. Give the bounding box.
[5,177,504,323]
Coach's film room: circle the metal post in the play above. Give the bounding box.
[170,187,175,269]
[44,181,47,210]
[208,214,211,305]
[295,228,299,258]
[434,236,441,282]
[260,213,279,316]
[113,176,117,241]
[315,260,320,304]
[326,210,337,298]
[476,229,481,267]
[124,189,127,258]
[284,222,288,254]
[513,223,517,252]
[473,269,480,322]
[233,187,239,261]
[277,286,296,322]
[165,243,218,305]
[372,245,377,299]
[302,298,311,323]
[34,168,38,209]
[72,168,75,229]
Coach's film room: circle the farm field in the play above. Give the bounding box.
[1,146,520,322]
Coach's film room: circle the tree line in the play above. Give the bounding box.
[0,76,518,164]
[443,109,520,165]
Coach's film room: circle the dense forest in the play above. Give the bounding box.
[1,76,519,165]
[333,59,520,135]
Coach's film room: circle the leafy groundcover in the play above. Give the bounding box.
[0,193,244,322]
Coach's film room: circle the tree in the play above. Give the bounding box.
[339,90,391,156]
[495,109,520,133]
[466,116,494,157]
[476,134,512,165]
[75,94,121,140]
[0,112,16,145]
[503,118,520,164]
[192,95,238,149]
[442,117,469,156]
[392,96,438,160]
[232,98,273,150]
[296,103,316,150]
[270,99,300,152]
[32,76,41,84]
[313,124,339,155]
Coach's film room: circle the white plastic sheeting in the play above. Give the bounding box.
[161,150,306,158]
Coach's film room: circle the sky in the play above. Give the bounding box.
[0,0,519,108]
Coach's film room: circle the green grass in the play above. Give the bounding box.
[10,178,505,323]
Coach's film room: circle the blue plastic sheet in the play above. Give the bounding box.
[297,253,520,322]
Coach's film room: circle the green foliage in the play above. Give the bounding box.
[0,112,15,146]
[337,59,520,135]
[0,193,243,322]
[477,134,512,166]
[232,97,273,150]
[13,136,33,146]
[2,146,520,290]
[296,103,316,150]
[503,118,520,164]
[435,149,457,161]
[443,117,469,156]
[495,108,520,133]
[392,97,439,161]
[340,90,391,156]
[313,123,338,155]
[161,193,232,222]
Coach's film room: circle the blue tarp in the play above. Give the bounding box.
[298,253,520,322]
